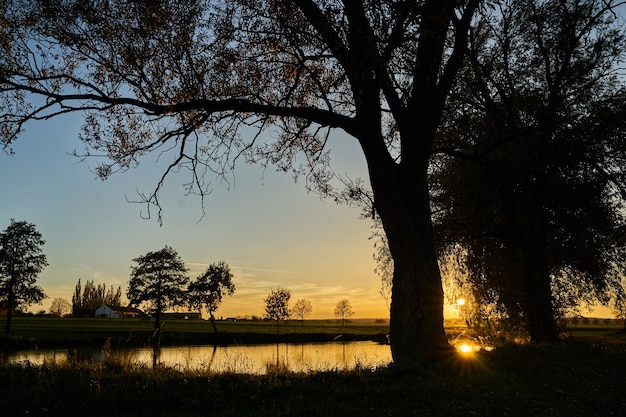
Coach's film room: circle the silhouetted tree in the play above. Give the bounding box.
[0,219,47,337]
[49,298,71,318]
[187,261,235,334]
[72,278,122,316]
[265,288,291,334]
[334,299,354,325]
[127,246,189,337]
[291,298,313,325]
[0,0,480,364]
[432,0,626,342]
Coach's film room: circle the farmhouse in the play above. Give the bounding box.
[95,305,143,318]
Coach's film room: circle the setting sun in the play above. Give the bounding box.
[458,344,473,353]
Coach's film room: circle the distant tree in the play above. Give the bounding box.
[127,246,189,336]
[71,279,82,316]
[105,285,123,307]
[187,261,235,334]
[0,220,48,337]
[334,299,354,326]
[49,298,71,318]
[264,288,291,334]
[291,298,313,325]
[72,278,123,317]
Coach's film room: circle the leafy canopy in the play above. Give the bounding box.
[264,287,291,322]
[127,246,189,317]
[0,219,48,336]
[187,261,235,315]
[0,219,48,308]
[431,0,626,335]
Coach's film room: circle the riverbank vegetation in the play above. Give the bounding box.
[1,329,625,417]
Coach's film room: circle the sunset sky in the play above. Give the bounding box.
[1,109,617,320]
[0,112,396,319]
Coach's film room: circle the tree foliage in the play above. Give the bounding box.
[49,297,71,318]
[187,261,235,334]
[71,278,122,317]
[0,219,47,336]
[334,299,355,325]
[127,246,189,333]
[291,298,313,324]
[264,288,291,332]
[432,0,626,341]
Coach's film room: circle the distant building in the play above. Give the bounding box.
[95,305,143,318]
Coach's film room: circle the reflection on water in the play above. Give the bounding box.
[7,341,392,374]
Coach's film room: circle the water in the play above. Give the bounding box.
[6,341,392,374]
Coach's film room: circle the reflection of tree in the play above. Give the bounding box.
[152,343,161,369]
[266,343,289,374]
[206,344,218,370]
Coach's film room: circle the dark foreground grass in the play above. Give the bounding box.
[2,334,625,417]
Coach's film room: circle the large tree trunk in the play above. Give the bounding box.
[522,250,559,343]
[388,229,450,364]
[209,312,218,334]
[366,146,451,364]
[516,195,560,343]
[4,279,15,337]
[4,297,13,338]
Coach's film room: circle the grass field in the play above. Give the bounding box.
[0,316,391,348]
[1,316,623,347]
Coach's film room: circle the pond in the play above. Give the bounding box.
[6,341,392,374]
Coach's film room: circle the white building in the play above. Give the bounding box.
[95,305,142,318]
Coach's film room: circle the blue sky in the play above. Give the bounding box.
[1,113,392,319]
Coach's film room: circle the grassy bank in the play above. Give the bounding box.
[2,316,623,349]
[2,318,625,416]
[1,334,625,417]
[0,316,390,348]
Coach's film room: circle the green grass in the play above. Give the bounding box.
[2,316,623,348]
[1,316,390,348]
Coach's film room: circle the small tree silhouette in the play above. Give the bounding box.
[291,298,313,325]
[334,299,354,326]
[265,288,291,334]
